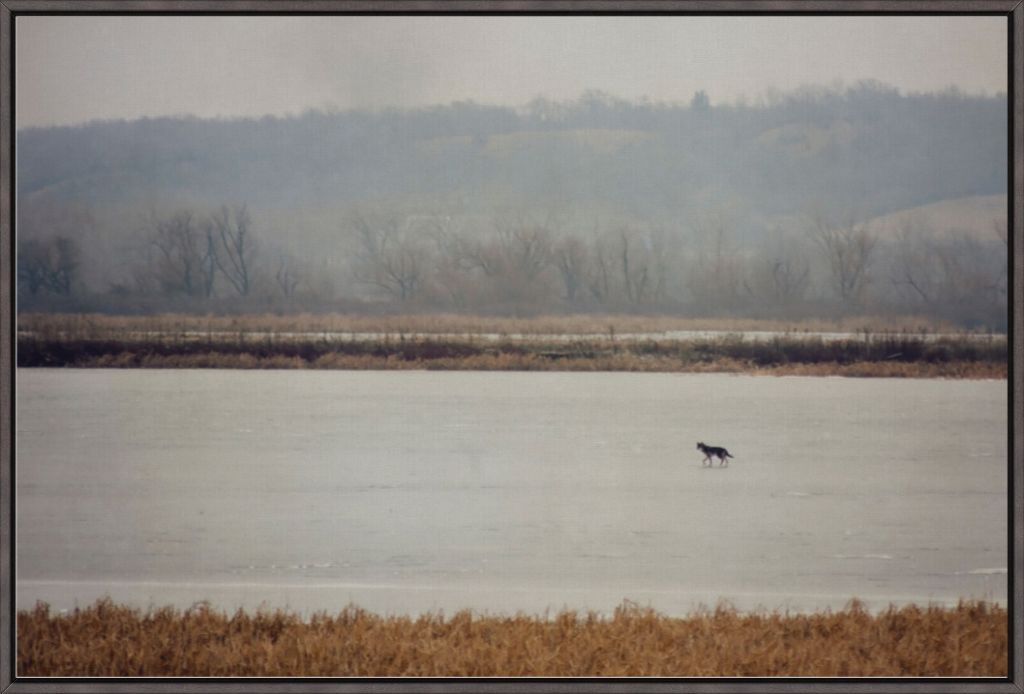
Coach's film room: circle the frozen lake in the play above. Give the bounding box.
[16,369,1007,617]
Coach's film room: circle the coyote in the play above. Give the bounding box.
[697,442,734,466]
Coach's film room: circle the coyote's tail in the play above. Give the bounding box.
[726,451,734,458]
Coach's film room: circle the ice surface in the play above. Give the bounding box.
[16,369,1007,616]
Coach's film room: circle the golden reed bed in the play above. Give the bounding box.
[18,599,1006,677]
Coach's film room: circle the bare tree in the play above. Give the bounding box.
[455,234,499,279]
[585,232,614,305]
[499,223,553,282]
[421,215,478,308]
[200,223,218,298]
[436,212,557,310]
[617,227,652,304]
[687,214,743,309]
[890,220,1006,324]
[49,237,81,295]
[17,236,80,296]
[768,255,810,304]
[890,220,939,307]
[275,253,301,298]
[934,232,1004,309]
[462,213,554,282]
[748,246,810,307]
[807,213,877,306]
[17,239,52,296]
[553,235,589,303]
[149,210,213,297]
[349,210,428,302]
[212,205,256,297]
[17,198,94,294]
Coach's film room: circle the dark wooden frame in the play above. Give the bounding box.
[0,2,1020,692]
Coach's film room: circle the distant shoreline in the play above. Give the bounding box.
[17,336,1007,378]
[16,346,1006,378]
[18,598,1007,677]
[16,313,1007,378]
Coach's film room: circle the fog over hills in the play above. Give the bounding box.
[16,83,1008,327]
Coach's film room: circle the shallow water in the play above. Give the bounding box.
[16,369,1007,616]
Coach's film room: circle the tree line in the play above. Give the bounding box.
[15,82,1007,329]
[17,203,1008,330]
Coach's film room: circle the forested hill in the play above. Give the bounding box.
[15,84,1009,327]
[19,83,1005,225]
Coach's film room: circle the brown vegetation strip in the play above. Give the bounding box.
[17,331,1007,378]
[18,599,1006,677]
[28,350,1005,378]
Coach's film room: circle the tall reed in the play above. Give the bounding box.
[18,599,1006,677]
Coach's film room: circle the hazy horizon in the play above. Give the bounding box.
[12,80,1010,132]
[15,14,1008,328]
[16,15,1007,129]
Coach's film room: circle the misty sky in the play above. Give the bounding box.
[16,15,1007,129]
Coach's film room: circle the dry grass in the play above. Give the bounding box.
[18,599,1006,677]
[18,311,965,339]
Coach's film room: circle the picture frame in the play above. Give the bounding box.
[1,2,1020,691]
